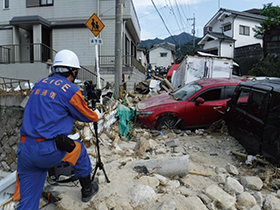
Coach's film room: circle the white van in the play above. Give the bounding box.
[172,52,242,88]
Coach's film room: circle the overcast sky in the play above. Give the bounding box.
[132,0,278,40]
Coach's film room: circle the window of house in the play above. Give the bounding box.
[4,0,9,9]
[26,0,53,7]
[239,25,250,36]
[41,0,53,6]
[224,24,231,31]
[160,53,167,57]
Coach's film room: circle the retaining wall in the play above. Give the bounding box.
[0,106,24,172]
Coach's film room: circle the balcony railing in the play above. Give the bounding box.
[0,43,55,64]
[99,55,145,73]
[0,44,146,83]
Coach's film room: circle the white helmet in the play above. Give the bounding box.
[52,49,80,73]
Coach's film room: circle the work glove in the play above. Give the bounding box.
[94,108,102,120]
[55,134,76,153]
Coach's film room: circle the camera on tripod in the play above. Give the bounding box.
[82,81,110,183]
[82,81,102,108]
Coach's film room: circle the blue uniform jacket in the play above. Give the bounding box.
[20,74,98,139]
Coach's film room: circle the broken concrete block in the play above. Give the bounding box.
[20,96,29,108]
[138,176,160,191]
[240,176,263,191]
[126,155,189,177]
[157,198,177,210]
[165,138,180,148]
[236,192,257,209]
[263,194,280,210]
[253,192,264,207]
[185,196,208,210]
[224,177,244,195]
[128,184,156,207]
[205,185,236,210]
[226,163,239,175]
[153,174,168,185]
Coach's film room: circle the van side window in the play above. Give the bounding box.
[267,92,280,126]
[247,90,269,121]
[235,88,249,110]
[198,88,221,101]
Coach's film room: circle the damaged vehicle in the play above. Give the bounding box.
[224,79,280,166]
[136,78,242,130]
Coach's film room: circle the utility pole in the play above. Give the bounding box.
[187,14,196,48]
[115,0,123,99]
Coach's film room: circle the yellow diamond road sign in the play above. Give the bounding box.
[85,13,105,37]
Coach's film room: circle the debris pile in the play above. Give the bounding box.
[37,129,280,210]
[134,76,176,96]
[1,79,280,210]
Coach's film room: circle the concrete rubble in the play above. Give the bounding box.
[1,80,280,210]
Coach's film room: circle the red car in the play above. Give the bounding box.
[136,78,242,130]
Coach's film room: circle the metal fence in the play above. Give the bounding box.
[0,43,55,64]
[0,76,32,92]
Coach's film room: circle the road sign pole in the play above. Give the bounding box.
[95,38,102,104]
[114,0,123,99]
[85,13,105,104]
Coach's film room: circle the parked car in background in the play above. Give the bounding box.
[224,78,280,167]
[136,78,242,130]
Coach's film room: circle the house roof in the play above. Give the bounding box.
[10,15,51,30]
[205,8,267,27]
[198,31,235,45]
[149,41,176,52]
[9,15,87,30]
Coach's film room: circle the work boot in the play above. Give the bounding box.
[79,175,99,202]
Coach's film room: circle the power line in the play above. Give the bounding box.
[138,6,166,19]
[167,0,183,33]
[151,0,179,45]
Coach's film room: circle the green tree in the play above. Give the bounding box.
[253,3,280,36]
[250,3,280,77]
[249,57,280,77]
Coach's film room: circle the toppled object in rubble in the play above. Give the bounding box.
[134,81,149,94]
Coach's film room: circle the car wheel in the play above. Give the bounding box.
[155,113,181,130]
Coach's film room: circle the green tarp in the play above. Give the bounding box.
[116,104,135,139]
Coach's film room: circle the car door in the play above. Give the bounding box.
[183,86,228,128]
[226,86,271,155]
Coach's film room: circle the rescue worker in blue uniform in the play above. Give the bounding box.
[14,49,99,209]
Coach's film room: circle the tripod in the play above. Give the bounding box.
[83,81,110,183]
[91,120,110,183]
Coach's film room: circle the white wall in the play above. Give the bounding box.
[53,28,97,66]
[149,47,173,68]
[233,17,263,47]
[220,42,234,58]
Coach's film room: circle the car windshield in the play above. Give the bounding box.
[172,81,203,101]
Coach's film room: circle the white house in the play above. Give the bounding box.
[198,8,267,58]
[0,0,146,91]
[148,41,175,68]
